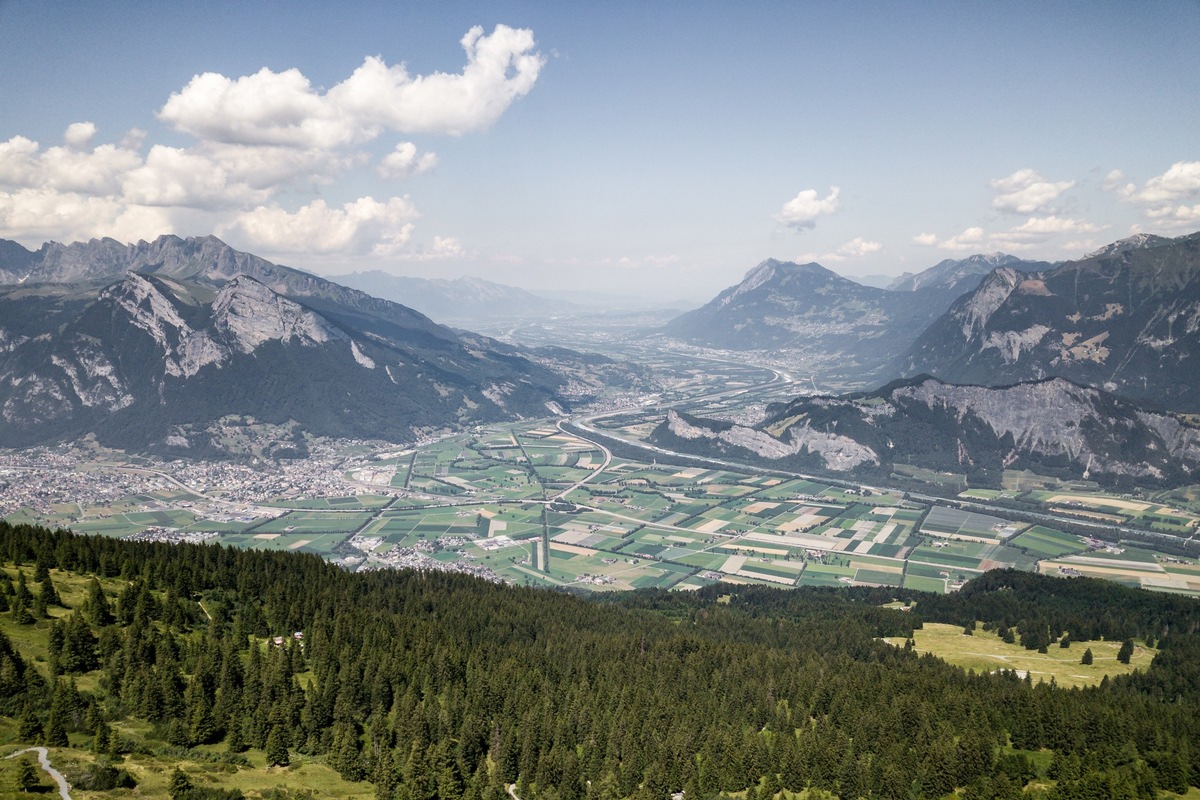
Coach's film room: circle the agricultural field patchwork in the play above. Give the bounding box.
[5,412,1200,597]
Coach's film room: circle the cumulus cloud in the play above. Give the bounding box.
[122,145,273,209]
[64,122,97,149]
[394,235,468,261]
[990,169,1074,214]
[0,134,142,195]
[378,142,438,179]
[800,237,883,263]
[0,25,541,257]
[775,186,840,230]
[159,25,543,146]
[916,217,1106,252]
[0,186,173,244]
[1112,161,1200,231]
[219,196,418,256]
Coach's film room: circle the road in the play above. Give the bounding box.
[7,747,72,800]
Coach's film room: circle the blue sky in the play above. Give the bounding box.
[1,1,1198,300]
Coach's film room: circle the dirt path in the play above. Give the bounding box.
[7,746,72,800]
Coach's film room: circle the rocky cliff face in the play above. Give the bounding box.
[899,232,1200,411]
[652,376,1200,487]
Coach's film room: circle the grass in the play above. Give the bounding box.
[885,622,1155,688]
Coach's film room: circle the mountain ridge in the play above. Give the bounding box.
[651,374,1200,488]
[899,231,1200,411]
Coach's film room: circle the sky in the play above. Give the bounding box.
[1,1,1198,302]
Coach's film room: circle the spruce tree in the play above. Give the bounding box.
[17,757,39,793]
[1117,639,1135,664]
[169,768,192,800]
[84,577,114,626]
[1081,647,1094,665]
[17,700,41,741]
[266,724,290,767]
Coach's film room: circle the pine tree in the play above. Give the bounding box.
[17,701,41,741]
[169,768,193,800]
[1081,648,1094,665]
[43,690,69,747]
[39,573,62,608]
[266,724,290,767]
[84,577,114,626]
[17,757,39,793]
[1117,639,1135,664]
[11,573,34,625]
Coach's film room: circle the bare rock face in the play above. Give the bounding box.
[654,376,1200,487]
[900,231,1200,412]
[212,276,346,354]
[664,409,878,472]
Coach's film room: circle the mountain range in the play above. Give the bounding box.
[327,270,570,324]
[898,232,1200,411]
[0,235,639,457]
[659,254,1047,380]
[651,374,1200,488]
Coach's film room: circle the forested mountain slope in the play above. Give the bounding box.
[0,522,1198,800]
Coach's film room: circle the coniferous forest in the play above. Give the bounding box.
[0,520,1198,800]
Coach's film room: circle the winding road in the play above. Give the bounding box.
[7,747,72,800]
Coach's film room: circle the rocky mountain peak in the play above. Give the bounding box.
[1084,233,1174,259]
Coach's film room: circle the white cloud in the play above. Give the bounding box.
[1126,161,1200,205]
[800,237,883,262]
[1113,161,1200,231]
[394,235,468,261]
[331,26,544,136]
[1101,169,1126,192]
[990,169,1074,214]
[0,134,142,196]
[916,217,1106,253]
[1145,203,1200,227]
[198,142,359,189]
[64,122,97,149]
[775,186,840,230]
[0,186,173,244]
[378,142,438,179]
[158,25,543,146]
[0,26,542,256]
[122,145,272,209]
[831,237,882,259]
[219,196,418,256]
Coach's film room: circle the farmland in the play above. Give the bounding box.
[3,346,1200,596]
[7,413,1200,597]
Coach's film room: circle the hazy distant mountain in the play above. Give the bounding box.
[329,270,571,322]
[0,235,643,456]
[659,259,963,379]
[898,231,1200,411]
[888,253,1051,301]
[651,375,1200,488]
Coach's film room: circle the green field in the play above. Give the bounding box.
[886,623,1155,688]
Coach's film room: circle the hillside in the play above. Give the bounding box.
[650,375,1200,488]
[0,522,1198,799]
[898,231,1200,411]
